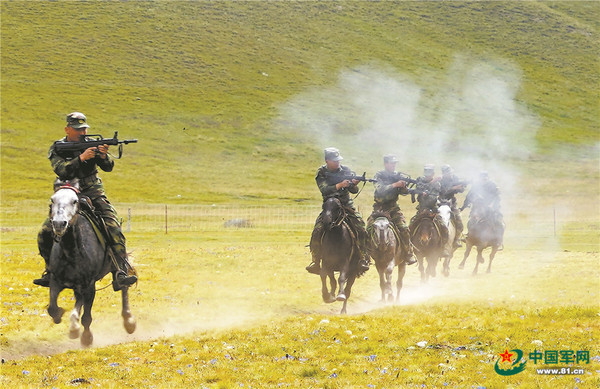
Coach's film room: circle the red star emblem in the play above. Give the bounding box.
[499,349,514,363]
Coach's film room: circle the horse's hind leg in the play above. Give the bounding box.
[121,288,136,334]
[69,293,84,339]
[80,287,96,347]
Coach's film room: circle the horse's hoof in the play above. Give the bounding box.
[50,307,65,324]
[124,317,137,334]
[69,328,80,339]
[336,293,346,302]
[81,330,93,347]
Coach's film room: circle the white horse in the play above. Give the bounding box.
[438,202,456,277]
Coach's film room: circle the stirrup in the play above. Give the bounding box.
[404,255,418,266]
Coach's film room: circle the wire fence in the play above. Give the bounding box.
[1,201,598,248]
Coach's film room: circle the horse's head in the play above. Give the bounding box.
[322,197,344,229]
[438,203,452,227]
[371,217,392,247]
[50,179,81,237]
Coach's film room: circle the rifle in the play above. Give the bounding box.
[392,172,417,187]
[342,172,377,183]
[54,131,138,159]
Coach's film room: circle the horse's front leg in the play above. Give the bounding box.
[417,256,426,283]
[459,243,472,269]
[336,266,349,302]
[80,285,96,347]
[339,276,356,314]
[473,248,484,276]
[121,288,137,334]
[384,260,394,302]
[487,247,498,273]
[427,256,437,279]
[320,272,336,303]
[395,263,406,303]
[442,255,451,277]
[48,281,65,324]
[69,292,84,339]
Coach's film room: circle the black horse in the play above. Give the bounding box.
[368,216,406,303]
[410,209,444,283]
[458,207,504,275]
[46,179,136,347]
[319,197,365,314]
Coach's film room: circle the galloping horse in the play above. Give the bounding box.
[46,179,136,346]
[368,216,406,303]
[438,201,456,277]
[458,207,504,275]
[319,197,365,314]
[410,209,444,283]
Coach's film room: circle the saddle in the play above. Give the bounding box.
[78,195,109,249]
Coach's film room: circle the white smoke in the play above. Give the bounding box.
[277,56,542,232]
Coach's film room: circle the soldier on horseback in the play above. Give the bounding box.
[34,112,137,290]
[439,164,467,249]
[409,164,450,256]
[367,154,417,265]
[460,171,504,250]
[306,147,370,275]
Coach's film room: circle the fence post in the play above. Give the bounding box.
[127,208,131,233]
[165,204,168,234]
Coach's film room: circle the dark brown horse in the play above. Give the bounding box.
[410,209,444,283]
[46,179,136,347]
[458,207,504,275]
[319,197,365,314]
[368,216,406,303]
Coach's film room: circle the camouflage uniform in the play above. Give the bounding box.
[439,165,466,247]
[409,166,449,252]
[36,112,136,289]
[461,172,505,247]
[307,148,369,274]
[366,159,415,264]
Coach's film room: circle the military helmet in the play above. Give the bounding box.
[423,164,435,176]
[324,147,343,161]
[66,112,90,129]
[441,164,452,174]
[383,154,398,164]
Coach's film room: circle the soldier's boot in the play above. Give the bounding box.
[307,225,323,275]
[358,255,370,272]
[34,226,53,287]
[403,253,418,266]
[33,271,51,287]
[306,255,321,275]
[111,246,137,291]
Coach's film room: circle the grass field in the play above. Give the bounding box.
[1,1,599,388]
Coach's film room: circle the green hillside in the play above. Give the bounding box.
[1,1,598,204]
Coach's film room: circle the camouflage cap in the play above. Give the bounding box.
[324,147,343,161]
[423,164,435,176]
[441,164,452,174]
[66,112,90,129]
[383,154,398,164]
[479,170,489,179]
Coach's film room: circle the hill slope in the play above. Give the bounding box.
[1,1,598,204]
